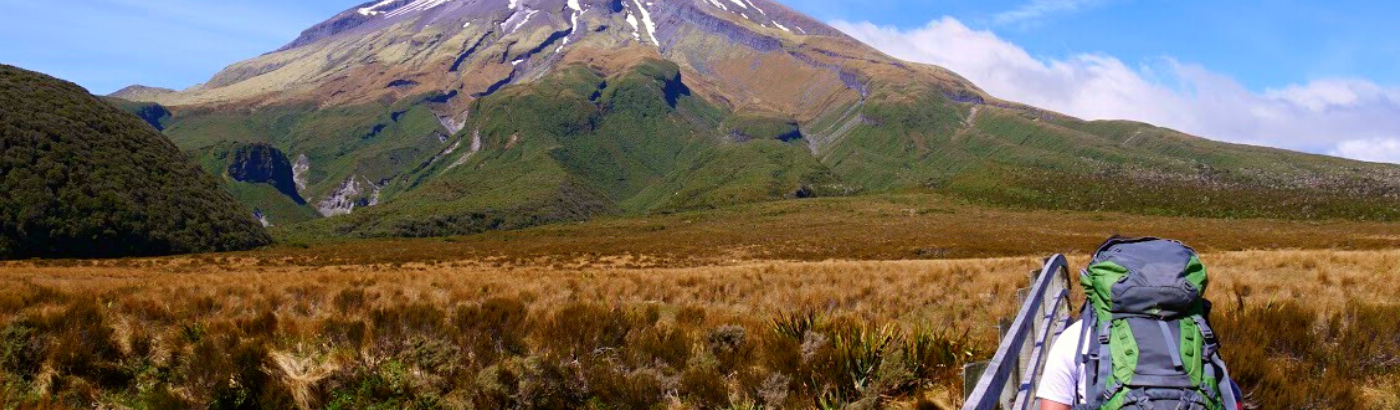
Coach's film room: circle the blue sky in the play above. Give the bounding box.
[3,0,1399,162]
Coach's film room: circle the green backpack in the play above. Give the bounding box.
[1073,237,1240,410]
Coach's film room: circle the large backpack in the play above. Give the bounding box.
[1073,237,1240,410]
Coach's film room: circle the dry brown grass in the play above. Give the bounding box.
[41,193,1379,269]
[1,246,1398,408]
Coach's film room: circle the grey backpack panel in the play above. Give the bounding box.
[1095,238,1202,317]
[1124,318,1192,388]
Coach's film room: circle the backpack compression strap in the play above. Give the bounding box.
[1192,316,1240,410]
[1074,301,1094,405]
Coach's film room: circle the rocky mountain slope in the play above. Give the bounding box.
[0,65,271,258]
[116,0,1400,236]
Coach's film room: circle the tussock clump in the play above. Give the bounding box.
[333,288,367,314]
[538,303,640,358]
[44,299,130,391]
[268,348,339,410]
[453,297,529,362]
[628,324,692,369]
[679,358,730,409]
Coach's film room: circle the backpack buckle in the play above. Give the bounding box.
[1192,316,1216,341]
[1099,333,1111,344]
[1102,382,1124,401]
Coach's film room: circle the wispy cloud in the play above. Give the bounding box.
[831,17,1400,164]
[992,0,1110,26]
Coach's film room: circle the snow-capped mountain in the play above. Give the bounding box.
[149,0,983,120]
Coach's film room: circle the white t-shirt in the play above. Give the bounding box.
[1037,320,1089,405]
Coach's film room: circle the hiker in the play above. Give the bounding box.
[1037,237,1242,410]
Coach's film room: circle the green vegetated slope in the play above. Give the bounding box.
[293,60,845,238]
[188,142,320,226]
[161,95,452,225]
[814,84,1400,220]
[942,107,1400,219]
[162,63,1400,241]
[0,65,270,259]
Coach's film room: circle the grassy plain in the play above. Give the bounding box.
[3,195,1399,409]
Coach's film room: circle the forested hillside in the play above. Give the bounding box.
[0,65,270,259]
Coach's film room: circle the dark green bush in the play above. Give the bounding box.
[0,317,44,382]
[0,65,270,259]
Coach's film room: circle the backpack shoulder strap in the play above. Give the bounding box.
[1074,303,1094,404]
[1077,310,1118,408]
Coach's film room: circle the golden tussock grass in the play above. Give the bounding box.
[0,245,1397,409]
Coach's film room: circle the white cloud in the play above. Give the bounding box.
[993,0,1109,26]
[1330,138,1400,164]
[831,17,1400,164]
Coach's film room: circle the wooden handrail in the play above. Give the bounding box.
[961,255,1073,410]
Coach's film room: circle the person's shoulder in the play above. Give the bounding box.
[1061,319,1082,335]
[1048,320,1084,357]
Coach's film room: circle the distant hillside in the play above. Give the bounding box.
[107,84,175,102]
[0,65,271,259]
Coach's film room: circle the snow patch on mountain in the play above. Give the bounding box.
[557,0,583,52]
[630,0,658,43]
[744,0,766,15]
[504,8,539,33]
[387,0,457,18]
[357,0,399,16]
[625,13,641,41]
[359,0,459,18]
